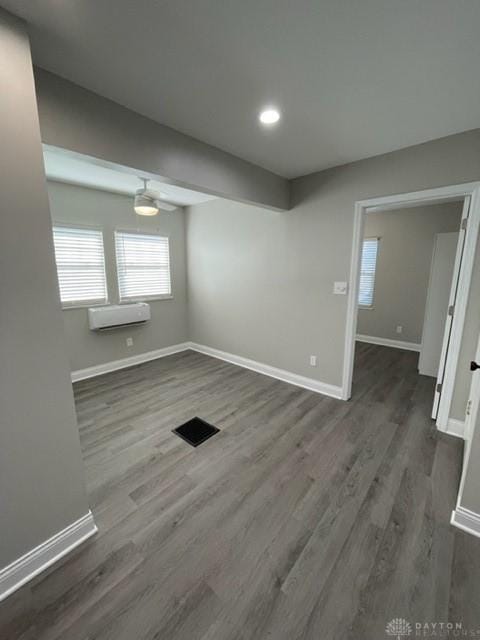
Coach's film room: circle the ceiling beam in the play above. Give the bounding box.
[34,69,290,211]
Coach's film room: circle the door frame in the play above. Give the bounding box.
[431,197,469,421]
[450,330,480,537]
[342,181,480,433]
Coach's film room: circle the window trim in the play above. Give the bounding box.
[114,229,173,303]
[358,236,380,310]
[62,299,110,311]
[52,223,108,310]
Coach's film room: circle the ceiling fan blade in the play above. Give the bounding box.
[155,200,177,212]
[138,180,179,211]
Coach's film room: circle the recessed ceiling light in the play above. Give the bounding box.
[259,108,281,125]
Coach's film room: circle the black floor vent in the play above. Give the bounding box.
[172,417,220,447]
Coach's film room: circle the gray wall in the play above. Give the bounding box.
[47,181,189,372]
[2,17,479,550]
[34,69,289,211]
[357,203,463,344]
[0,11,89,568]
[187,130,480,411]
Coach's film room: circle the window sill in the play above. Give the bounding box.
[62,301,108,311]
[118,295,174,303]
[61,296,174,310]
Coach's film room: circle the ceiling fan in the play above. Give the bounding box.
[134,178,177,216]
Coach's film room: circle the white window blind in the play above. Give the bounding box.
[53,226,107,306]
[115,231,171,301]
[358,237,379,307]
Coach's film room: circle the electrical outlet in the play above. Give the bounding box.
[126,337,133,347]
[310,355,317,367]
[396,325,403,334]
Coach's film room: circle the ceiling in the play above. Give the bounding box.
[43,147,216,206]
[6,0,480,178]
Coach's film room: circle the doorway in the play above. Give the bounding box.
[342,183,480,433]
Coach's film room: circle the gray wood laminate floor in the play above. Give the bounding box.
[2,344,480,639]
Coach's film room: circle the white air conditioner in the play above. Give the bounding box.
[88,303,151,331]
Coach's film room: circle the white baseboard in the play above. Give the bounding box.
[188,342,343,399]
[356,334,421,352]
[71,342,191,382]
[451,506,480,539]
[444,418,465,439]
[71,339,343,399]
[0,511,97,602]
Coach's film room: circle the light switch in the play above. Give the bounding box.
[333,281,348,295]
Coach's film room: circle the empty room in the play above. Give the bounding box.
[2,2,480,639]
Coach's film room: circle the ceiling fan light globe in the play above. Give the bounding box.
[134,193,158,216]
[134,205,159,216]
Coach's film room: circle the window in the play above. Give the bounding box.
[52,226,107,307]
[115,231,171,301]
[358,237,379,307]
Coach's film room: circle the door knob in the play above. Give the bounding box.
[470,361,480,371]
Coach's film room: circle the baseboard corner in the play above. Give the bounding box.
[444,418,465,440]
[451,506,480,539]
[355,334,421,352]
[188,342,344,400]
[0,510,97,602]
[71,342,191,382]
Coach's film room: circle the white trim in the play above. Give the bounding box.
[188,342,343,399]
[71,342,191,382]
[431,199,470,422]
[0,511,97,602]
[451,332,480,538]
[445,418,465,439]
[451,506,480,539]
[436,192,480,428]
[343,182,480,421]
[463,332,480,443]
[451,432,474,535]
[72,340,343,397]
[356,182,480,210]
[355,334,421,352]
[342,200,365,400]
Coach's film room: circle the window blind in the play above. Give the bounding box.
[115,231,171,301]
[52,226,107,306]
[358,237,379,307]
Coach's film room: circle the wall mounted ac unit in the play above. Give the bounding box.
[88,303,151,331]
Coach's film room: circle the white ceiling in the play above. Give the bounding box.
[6,0,480,178]
[43,147,216,206]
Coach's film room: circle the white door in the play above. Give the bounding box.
[432,197,470,420]
[419,232,459,377]
[464,334,480,442]
[451,331,480,534]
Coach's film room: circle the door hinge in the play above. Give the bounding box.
[448,305,455,317]
[466,400,472,416]
[437,382,442,393]
[461,217,468,230]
